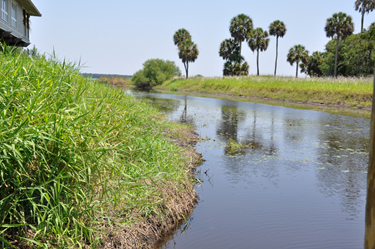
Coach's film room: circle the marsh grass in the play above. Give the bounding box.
[159,75,374,107]
[98,76,128,86]
[0,48,197,248]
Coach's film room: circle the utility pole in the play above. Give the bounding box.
[365,64,375,248]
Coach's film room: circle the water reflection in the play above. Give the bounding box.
[179,96,194,125]
[127,90,369,249]
[314,116,369,219]
[142,96,180,114]
[216,104,246,142]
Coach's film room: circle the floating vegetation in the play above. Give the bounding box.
[224,138,253,156]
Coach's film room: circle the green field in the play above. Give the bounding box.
[0,50,199,248]
[158,76,374,108]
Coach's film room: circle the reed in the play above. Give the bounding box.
[98,76,128,86]
[159,75,374,107]
[0,48,196,247]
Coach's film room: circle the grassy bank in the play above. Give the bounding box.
[158,76,374,108]
[0,50,200,248]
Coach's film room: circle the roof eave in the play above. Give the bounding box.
[18,0,42,17]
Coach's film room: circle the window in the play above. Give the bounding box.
[1,0,8,22]
[11,1,16,27]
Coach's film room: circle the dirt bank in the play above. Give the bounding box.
[98,126,202,249]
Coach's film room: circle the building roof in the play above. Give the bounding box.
[18,0,42,17]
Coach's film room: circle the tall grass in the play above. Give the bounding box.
[159,75,374,107]
[98,76,128,86]
[0,48,195,247]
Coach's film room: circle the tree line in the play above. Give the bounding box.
[184,0,375,78]
[133,0,375,89]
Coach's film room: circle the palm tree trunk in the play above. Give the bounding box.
[361,11,365,32]
[334,36,339,78]
[365,63,375,249]
[296,61,299,78]
[257,49,260,76]
[274,36,279,76]
[239,41,242,57]
[184,62,189,79]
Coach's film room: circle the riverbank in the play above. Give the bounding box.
[157,76,373,110]
[0,50,201,248]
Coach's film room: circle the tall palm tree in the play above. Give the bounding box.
[269,20,287,76]
[355,0,375,32]
[173,28,191,46]
[247,28,270,76]
[178,40,199,79]
[219,38,240,60]
[229,14,253,57]
[287,45,309,78]
[325,12,354,78]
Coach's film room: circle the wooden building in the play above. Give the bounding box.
[0,0,41,47]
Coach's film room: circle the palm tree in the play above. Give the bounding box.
[355,0,375,32]
[287,45,309,78]
[247,28,270,76]
[325,12,354,78]
[300,51,324,77]
[178,40,199,79]
[223,54,249,76]
[269,20,287,76]
[173,28,191,46]
[219,38,240,60]
[229,14,253,57]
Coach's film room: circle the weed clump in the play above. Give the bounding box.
[0,49,197,247]
[225,138,253,155]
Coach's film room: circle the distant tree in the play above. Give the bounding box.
[132,59,181,89]
[355,0,375,32]
[300,51,324,77]
[178,40,199,79]
[173,28,199,79]
[325,12,354,78]
[320,25,375,76]
[287,45,309,78]
[229,14,253,57]
[219,38,240,60]
[269,20,287,76]
[173,28,191,46]
[223,54,249,76]
[247,28,270,76]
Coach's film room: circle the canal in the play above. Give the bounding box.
[128,90,370,249]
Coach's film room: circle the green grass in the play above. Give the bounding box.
[158,75,374,107]
[0,49,197,248]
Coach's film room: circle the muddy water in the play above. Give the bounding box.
[128,91,370,249]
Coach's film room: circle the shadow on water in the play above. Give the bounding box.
[126,90,370,249]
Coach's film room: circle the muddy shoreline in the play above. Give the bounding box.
[158,88,372,111]
[99,127,203,249]
[151,87,372,119]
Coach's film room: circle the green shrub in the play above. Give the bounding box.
[132,59,181,89]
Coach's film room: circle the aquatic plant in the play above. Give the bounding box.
[225,138,253,155]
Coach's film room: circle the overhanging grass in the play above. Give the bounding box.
[0,50,196,247]
[158,76,374,107]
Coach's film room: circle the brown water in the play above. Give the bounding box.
[129,91,370,249]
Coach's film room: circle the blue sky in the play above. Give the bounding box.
[30,0,374,77]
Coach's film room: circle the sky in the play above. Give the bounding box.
[30,0,374,77]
